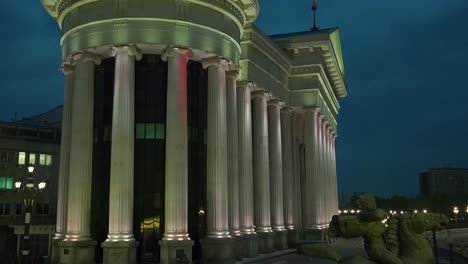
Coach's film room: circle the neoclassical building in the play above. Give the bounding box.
[40,0,347,263]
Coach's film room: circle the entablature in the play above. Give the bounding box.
[271,28,347,99]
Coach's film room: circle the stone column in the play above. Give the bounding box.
[251,90,275,253]
[280,107,297,247]
[226,69,243,260]
[237,81,258,258]
[52,61,74,263]
[267,99,287,250]
[201,57,234,263]
[325,126,333,224]
[159,47,194,264]
[331,132,339,218]
[303,107,323,241]
[320,118,329,228]
[291,112,302,236]
[59,51,101,263]
[101,46,141,264]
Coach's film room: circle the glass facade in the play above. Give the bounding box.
[91,55,208,263]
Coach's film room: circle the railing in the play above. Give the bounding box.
[436,248,468,264]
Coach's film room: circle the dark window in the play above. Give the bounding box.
[4,203,10,215]
[36,203,49,215]
[15,204,22,215]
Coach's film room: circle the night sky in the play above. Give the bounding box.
[1,1,467,197]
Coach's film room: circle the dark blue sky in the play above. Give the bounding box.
[1,1,468,197]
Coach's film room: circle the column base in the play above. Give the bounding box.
[159,239,194,264]
[201,237,235,264]
[257,232,275,254]
[58,240,97,264]
[286,229,300,248]
[102,240,139,264]
[273,230,288,250]
[51,237,62,264]
[303,229,327,242]
[232,235,244,261]
[240,233,259,258]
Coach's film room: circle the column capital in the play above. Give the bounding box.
[280,106,294,115]
[111,45,142,60]
[161,46,191,61]
[237,80,255,91]
[317,112,325,121]
[202,56,229,70]
[322,119,329,125]
[72,51,101,65]
[226,70,240,80]
[251,89,270,99]
[302,106,320,113]
[267,98,282,107]
[61,63,75,76]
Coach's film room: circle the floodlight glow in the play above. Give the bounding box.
[38,182,46,190]
[15,180,22,189]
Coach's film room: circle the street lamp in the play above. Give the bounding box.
[453,206,459,224]
[14,166,46,264]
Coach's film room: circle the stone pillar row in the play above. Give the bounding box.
[302,106,339,242]
[54,46,339,264]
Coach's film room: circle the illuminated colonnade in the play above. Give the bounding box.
[41,1,345,263]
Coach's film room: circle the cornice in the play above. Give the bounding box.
[47,0,248,34]
[290,64,340,115]
[285,41,346,98]
[242,27,292,74]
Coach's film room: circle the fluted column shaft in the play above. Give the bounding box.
[280,108,294,230]
[162,48,191,240]
[237,82,256,235]
[55,63,75,239]
[331,133,338,216]
[203,57,230,238]
[65,52,101,241]
[267,99,285,231]
[252,90,272,233]
[327,126,336,221]
[325,126,332,222]
[303,107,321,229]
[319,118,328,226]
[107,46,141,241]
[291,112,302,231]
[226,71,241,236]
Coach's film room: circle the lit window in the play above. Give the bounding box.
[0,177,13,189]
[29,153,36,165]
[136,123,145,139]
[18,152,26,165]
[156,123,165,139]
[46,155,52,166]
[146,123,155,139]
[39,154,46,165]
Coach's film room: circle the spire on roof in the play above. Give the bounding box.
[312,0,319,31]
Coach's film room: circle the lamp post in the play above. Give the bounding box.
[453,207,459,224]
[14,166,46,264]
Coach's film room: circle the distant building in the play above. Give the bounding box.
[0,107,61,263]
[419,168,468,198]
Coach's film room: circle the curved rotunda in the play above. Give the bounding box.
[40,0,347,263]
